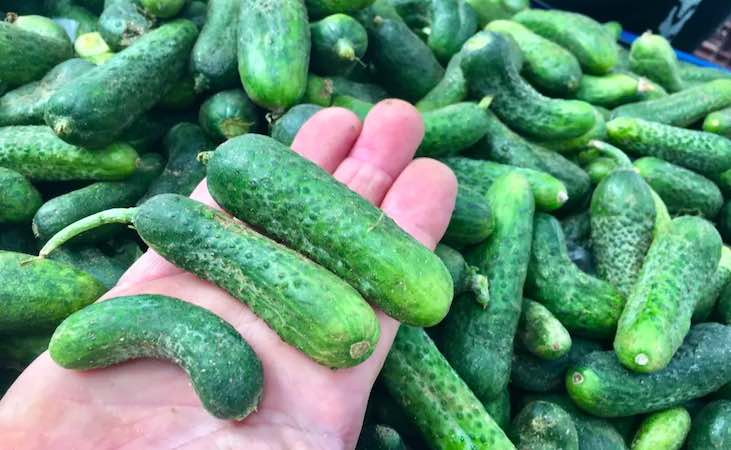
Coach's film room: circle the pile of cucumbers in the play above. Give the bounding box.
[4,0,731,447]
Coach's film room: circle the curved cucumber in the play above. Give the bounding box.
[518,299,571,361]
[510,401,579,450]
[686,400,731,449]
[629,32,684,93]
[0,168,42,224]
[415,101,489,157]
[310,13,368,76]
[305,0,375,18]
[99,0,155,51]
[630,407,691,450]
[198,89,261,142]
[415,51,467,112]
[434,244,490,308]
[574,73,642,108]
[270,103,323,146]
[443,184,494,247]
[49,294,263,420]
[190,0,240,92]
[703,106,731,138]
[427,0,478,64]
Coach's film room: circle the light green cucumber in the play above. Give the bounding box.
[703,106,731,138]
[518,299,572,361]
[574,73,643,108]
[630,407,691,450]
[629,32,684,93]
[415,101,489,157]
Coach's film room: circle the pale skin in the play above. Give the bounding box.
[0,100,458,450]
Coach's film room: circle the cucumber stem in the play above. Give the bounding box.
[478,96,493,110]
[588,140,633,169]
[39,208,138,258]
[466,266,490,308]
[335,39,356,61]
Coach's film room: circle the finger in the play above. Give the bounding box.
[333,99,424,205]
[291,107,362,174]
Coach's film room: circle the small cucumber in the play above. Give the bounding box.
[198,89,261,142]
[568,323,731,417]
[139,0,187,18]
[574,73,643,108]
[0,334,50,370]
[415,51,467,112]
[686,400,731,449]
[693,246,731,322]
[466,0,528,26]
[513,9,617,75]
[0,168,43,224]
[483,387,511,432]
[510,401,579,450]
[50,294,263,420]
[49,242,140,290]
[310,14,368,76]
[332,95,372,121]
[461,31,596,141]
[270,104,323,146]
[630,407,691,450]
[356,424,407,450]
[703,106,731,138]
[442,184,494,247]
[435,244,490,308]
[190,0,239,92]
[99,0,155,51]
[415,101,489,158]
[629,32,684,93]
[0,126,139,181]
[306,0,375,18]
[381,325,515,450]
[585,157,617,184]
[538,108,608,155]
[518,299,572,361]
[427,0,478,64]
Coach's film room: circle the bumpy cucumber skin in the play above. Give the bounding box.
[49,244,138,290]
[439,172,534,401]
[332,95,372,121]
[519,299,572,361]
[237,0,310,111]
[0,126,138,181]
[680,62,731,83]
[461,32,595,141]
[634,156,723,218]
[207,134,453,327]
[629,32,684,93]
[189,0,240,92]
[99,0,155,51]
[585,157,617,184]
[0,168,42,224]
[415,102,489,157]
[568,323,731,417]
[139,0,187,18]
[270,104,323,146]
[381,325,515,450]
[46,20,198,148]
[443,184,494,247]
[198,89,261,142]
[0,250,105,335]
[485,20,582,96]
[49,294,263,420]
[510,401,579,450]
[0,21,73,88]
[483,387,511,432]
[693,247,731,322]
[355,424,407,450]
[611,79,731,127]
[310,14,368,76]
[630,407,691,450]
[0,334,50,370]
[574,73,640,108]
[538,108,608,155]
[607,117,731,177]
[686,400,731,449]
[305,0,375,18]
[703,106,731,138]
[415,52,467,112]
[428,0,478,64]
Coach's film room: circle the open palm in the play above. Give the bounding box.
[0,100,457,450]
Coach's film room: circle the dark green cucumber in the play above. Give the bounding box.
[634,156,723,218]
[442,156,569,212]
[415,101,489,158]
[485,19,582,96]
[693,246,731,322]
[332,95,372,121]
[46,20,198,147]
[510,401,579,450]
[680,62,731,84]
[442,184,494,247]
[45,0,100,36]
[139,0,187,17]
[704,106,731,138]
[610,79,731,127]
[607,117,731,177]
[0,168,43,224]
[415,51,467,112]
[483,387,511,432]
[329,76,388,102]
[270,104,323,146]
[427,0,478,64]
[518,298,572,361]
[302,74,334,106]
[206,134,453,327]
[629,32,684,93]
[99,0,155,51]
[157,75,198,111]
[573,73,643,108]
[0,126,139,181]
[49,294,263,420]
[189,0,239,92]
[381,325,515,450]
[306,0,375,18]
[438,172,534,401]
[568,323,731,417]
[630,407,691,450]
[686,400,731,449]
[116,112,168,154]
[0,250,105,335]
[434,244,490,307]
[461,31,596,141]
[310,13,368,76]
[561,210,591,249]
[367,385,422,443]
[538,108,608,155]
[198,89,261,142]
[237,0,310,110]
[0,334,50,370]
[465,0,527,25]
[356,424,407,450]
[49,242,140,290]
[0,58,94,126]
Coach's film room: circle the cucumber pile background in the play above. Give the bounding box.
[3,0,731,448]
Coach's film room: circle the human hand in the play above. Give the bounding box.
[0,100,457,450]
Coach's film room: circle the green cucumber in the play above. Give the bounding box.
[630,407,691,450]
[139,0,187,17]
[179,0,206,29]
[607,117,731,177]
[703,106,731,138]
[367,385,422,443]
[237,0,310,111]
[116,112,168,153]
[527,213,625,338]
[0,250,105,335]
[306,0,375,18]
[303,74,334,106]
[381,325,515,450]
[513,9,617,75]
[49,294,263,420]
[329,76,388,102]
[434,244,490,308]
[442,184,494,247]
[634,156,723,218]
[686,400,731,449]
[438,172,534,401]
[510,401,579,450]
[270,103,323,146]
[629,32,684,93]
[485,19,582,96]
[157,75,198,111]
[466,0,528,26]
[427,0,478,64]
[198,89,261,142]
[356,424,407,450]
[693,246,731,322]
[604,21,622,41]
[483,387,511,432]
[332,94,372,121]
[310,14,368,76]
[415,51,467,112]
[0,334,51,370]
[538,108,608,155]
[0,168,43,224]
[573,73,643,108]
[0,126,139,181]
[49,242,140,289]
[206,134,453,327]
[518,298,572,361]
[461,31,596,141]
[442,156,569,212]
[45,0,100,36]
[634,76,668,101]
[0,223,38,254]
[415,101,489,158]
[680,62,731,84]
[99,0,155,51]
[45,20,197,148]
[11,14,72,45]
[568,323,731,417]
[585,157,617,184]
[610,79,731,127]
[190,0,240,92]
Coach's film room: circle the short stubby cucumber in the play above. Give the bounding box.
[442,184,494,247]
[49,294,264,420]
[189,0,240,92]
[198,89,261,142]
[510,401,579,450]
[415,101,489,158]
[415,51,467,112]
[427,0,478,64]
[434,244,490,309]
[310,13,368,76]
[629,32,684,93]
[630,407,691,450]
[40,194,381,368]
[99,0,155,51]
[305,0,375,18]
[0,168,43,224]
[270,104,323,146]
[704,106,731,138]
[518,299,572,361]
[686,400,731,449]
[573,73,643,108]
[206,134,453,327]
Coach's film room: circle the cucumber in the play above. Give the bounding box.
[0,126,139,181]
[303,74,334,106]
[573,73,643,108]
[634,157,723,218]
[585,157,617,184]
[686,400,731,449]
[703,106,731,138]
[483,387,511,432]
[604,21,622,41]
[438,172,534,402]
[270,104,323,146]
[99,0,155,51]
[539,108,608,155]
[139,0,187,18]
[0,223,38,254]
[198,89,261,142]
[49,294,263,420]
[518,298,571,361]
[329,76,388,102]
[441,156,569,212]
[45,20,198,148]
[465,0,528,26]
[510,401,579,450]
[692,246,731,322]
[45,0,100,36]
[630,407,691,450]
[332,94,372,120]
[11,14,72,45]
[116,111,168,153]
[0,58,94,126]
[629,32,684,93]
[0,250,105,335]
[434,244,490,308]
[461,31,596,141]
[635,76,669,101]
[427,0,478,64]
[415,101,489,158]
[179,0,206,28]
[237,0,310,111]
[513,9,617,75]
[611,79,731,127]
[306,0,375,18]
[442,184,494,247]
[568,323,731,417]
[380,325,515,450]
[0,168,43,224]
[189,0,239,92]
[527,213,625,338]
[607,117,731,177]
[415,51,467,112]
[356,424,407,450]
[485,19,582,96]
[206,134,453,327]
[0,334,50,370]
[157,75,198,111]
[310,14,368,76]
[49,242,140,290]
[680,62,731,84]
